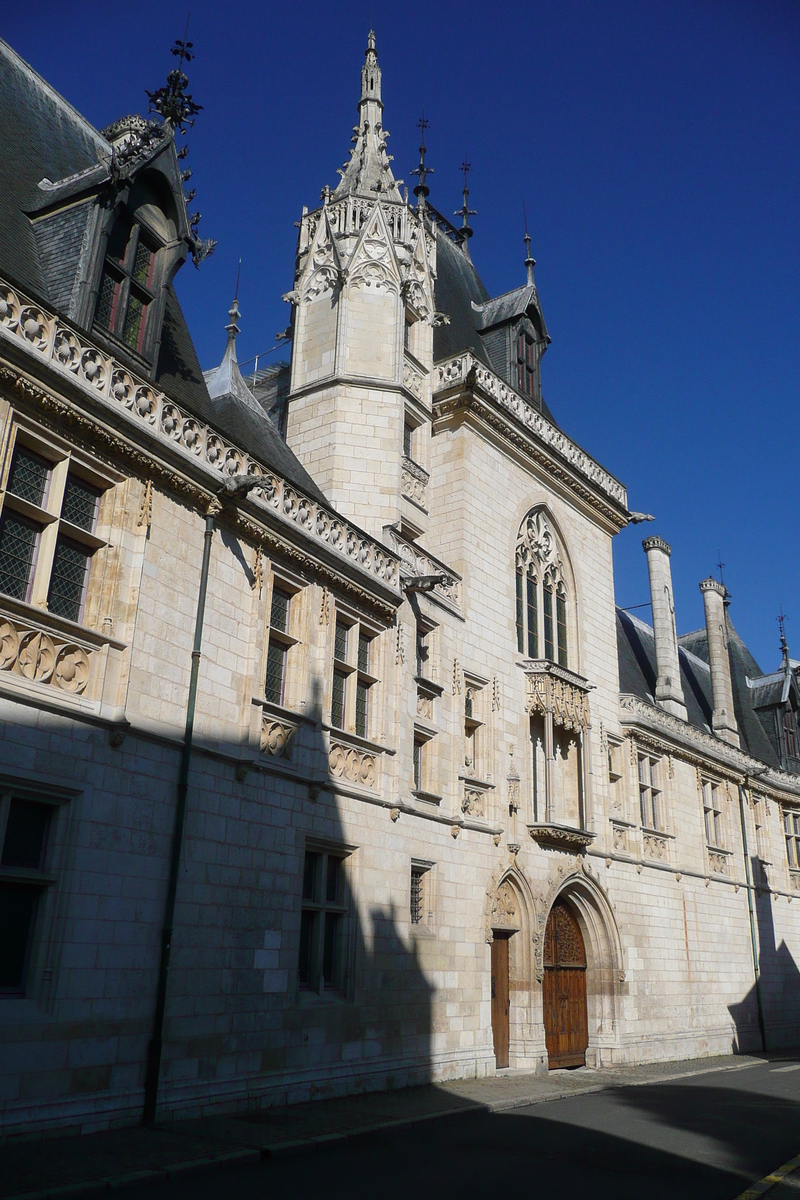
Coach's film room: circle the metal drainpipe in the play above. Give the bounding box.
[142,502,219,1126]
[738,780,767,1053]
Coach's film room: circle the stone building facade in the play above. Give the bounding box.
[1,33,799,1137]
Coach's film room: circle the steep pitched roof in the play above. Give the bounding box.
[201,302,327,505]
[0,38,110,299]
[609,610,785,770]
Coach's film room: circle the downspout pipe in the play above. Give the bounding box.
[738,772,768,1054]
[143,475,264,1126]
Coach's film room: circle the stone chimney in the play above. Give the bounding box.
[642,537,687,720]
[699,578,739,746]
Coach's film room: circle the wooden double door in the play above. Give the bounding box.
[543,900,588,1069]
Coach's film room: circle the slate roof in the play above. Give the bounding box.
[617,603,790,770]
[0,36,329,508]
[0,39,110,299]
[473,283,550,342]
[431,224,557,425]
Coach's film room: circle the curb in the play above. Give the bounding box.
[6,1148,261,1200]
[2,1056,766,1199]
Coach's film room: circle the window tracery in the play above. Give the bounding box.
[515,509,569,667]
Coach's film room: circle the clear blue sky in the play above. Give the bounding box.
[6,1,799,672]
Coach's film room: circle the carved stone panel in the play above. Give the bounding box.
[491,881,520,930]
[0,618,91,696]
[329,741,376,789]
[260,717,295,759]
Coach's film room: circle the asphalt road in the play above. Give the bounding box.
[129,1058,800,1200]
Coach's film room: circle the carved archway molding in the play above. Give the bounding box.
[533,859,624,986]
[483,859,537,944]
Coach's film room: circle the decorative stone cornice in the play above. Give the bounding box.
[619,692,800,800]
[433,353,629,529]
[522,660,592,732]
[528,823,596,853]
[0,278,402,614]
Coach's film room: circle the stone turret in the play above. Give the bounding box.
[642,536,687,720]
[284,32,435,540]
[700,578,740,746]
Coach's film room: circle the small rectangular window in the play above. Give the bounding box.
[403,421,413,459]
[703,781,723,847]
[416,623,432,678]
[410,866,425,924]
[298,846,349,996]
[785,811,800,870]
[638,755,662,830]
[413,737,423,791]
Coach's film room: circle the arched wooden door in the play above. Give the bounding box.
[543,899,588,1068]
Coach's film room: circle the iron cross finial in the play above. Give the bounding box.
[455,155,477,240]
[411,113,433,208]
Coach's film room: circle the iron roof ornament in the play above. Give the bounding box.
[410,115,433,211]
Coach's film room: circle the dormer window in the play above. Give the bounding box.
[95,217,158,356]
[784,710,798,761]
[516,331,535,398]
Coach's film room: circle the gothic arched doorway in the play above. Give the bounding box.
[543,899,588,1068]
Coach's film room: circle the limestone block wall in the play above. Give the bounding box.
[286,383,405,539]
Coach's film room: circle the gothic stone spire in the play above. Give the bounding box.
[332,31,402,201]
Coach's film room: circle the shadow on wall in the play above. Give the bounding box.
[728,858,800,1053]
[0,658,435,1130]
[156,672,434,1114]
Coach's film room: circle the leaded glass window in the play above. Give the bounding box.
[47,537,90,622]
[0,512,38,602]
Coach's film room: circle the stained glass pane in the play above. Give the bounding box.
[515,567,524,653]
[0,512,39,601]
[133,241,154,285]
[7,446,50,507]
[62,475,99,531]
[95,271,119,330]
[334,621,348,662]
[122,294,145,351]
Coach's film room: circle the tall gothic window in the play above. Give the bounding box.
[514,509,569,667]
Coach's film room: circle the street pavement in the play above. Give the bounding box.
[13,1054,798,1200]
